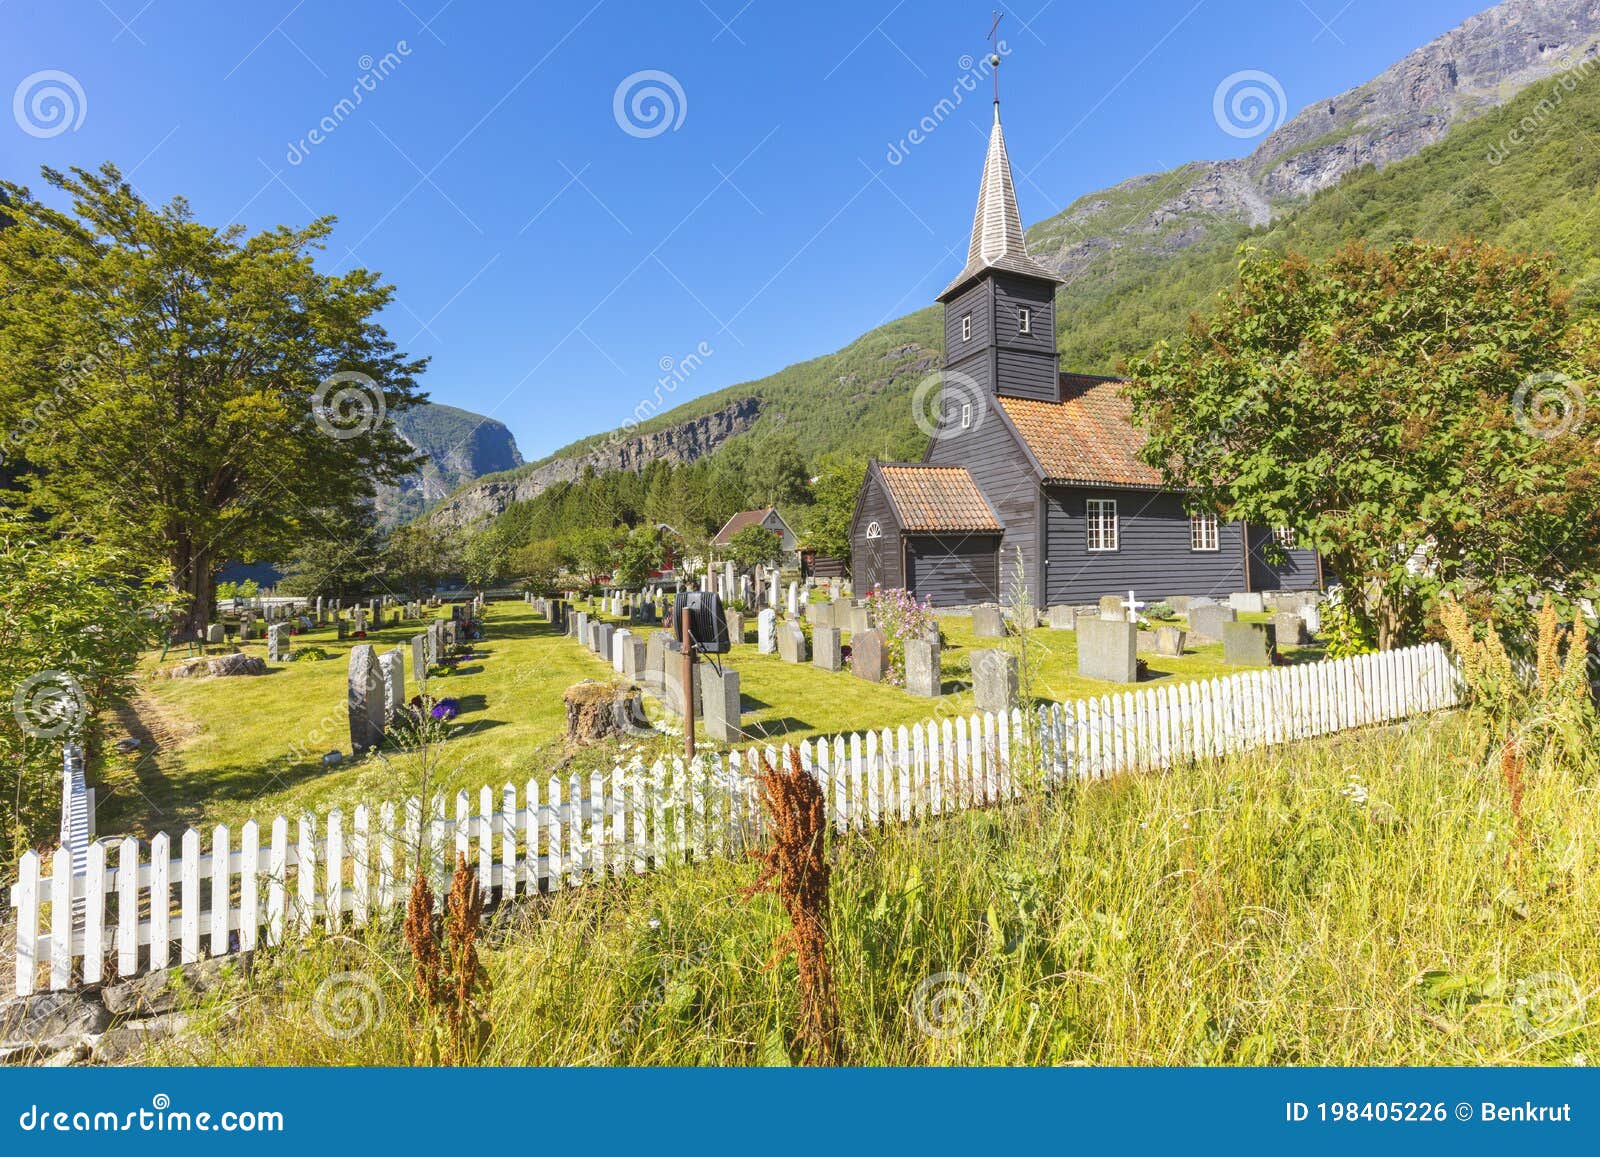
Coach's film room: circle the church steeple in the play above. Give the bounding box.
[937,100,1062,302]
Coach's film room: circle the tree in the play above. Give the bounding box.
[726,523,782,573]
[1125,240,1600,647]
[612,525,664,587]
[509,538,567,594]
[278,506,383,600]
[802,454,866,562]
[563,526,620,590]
[382,520,460,601]
[0,164,426,636]
[460,527,509,594]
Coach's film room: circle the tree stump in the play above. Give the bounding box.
[563,680,634,745]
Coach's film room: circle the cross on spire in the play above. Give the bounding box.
[988,10,1003,108]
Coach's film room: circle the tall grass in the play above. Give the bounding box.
[149,711,1595,1066]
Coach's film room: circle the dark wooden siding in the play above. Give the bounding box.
[923,414,1039,605]
[1245,526,1323,591]
[943,279,993,396]
[906,535,1000,606]
[991,274,1058,402]
[849,470,904,593]
[1042,485,1248,605]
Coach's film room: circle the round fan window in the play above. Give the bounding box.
[865,521,882,540]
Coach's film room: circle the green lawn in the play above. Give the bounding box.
[95,600,1322,841]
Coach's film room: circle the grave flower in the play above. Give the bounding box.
[431,698,460,721]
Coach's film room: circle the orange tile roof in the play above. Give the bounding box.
[998,377,1165,488]
[877,465,1003,532]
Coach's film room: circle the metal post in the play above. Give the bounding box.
[680,605,696,762]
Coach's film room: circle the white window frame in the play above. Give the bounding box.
[1086,499,1119,552]
[961,315,972,341]
[1190,512,1219,552]
[1018,306,1031,335]
[865,521,882,540]
[1273,525,1297,549]
[960,402,972,429]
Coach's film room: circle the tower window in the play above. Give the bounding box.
[1190,512,1218,552]
[961,315,971,341]
[865,521,882,540]
[1086,499,1119,552]
[1018,307,1031,334]
[960,402,972,429]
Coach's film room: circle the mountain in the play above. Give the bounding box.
[376,401,524,527]
[440,0,1600,530]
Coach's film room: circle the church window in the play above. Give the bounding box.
[1087,499,1119,552]
[960,402,972,429]
[961,315,971,341]
[1190,512,1218,552]
[865,521,882,540]
[1274,526,1297,548]
[1018,307,1031,334]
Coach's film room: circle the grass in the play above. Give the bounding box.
[96,600,1321,841]
[145,710,1598,1066]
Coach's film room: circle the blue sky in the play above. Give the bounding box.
[2,0,1491,461]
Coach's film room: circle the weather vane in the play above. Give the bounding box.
[988,10,1003,105]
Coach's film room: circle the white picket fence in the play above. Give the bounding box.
[8,642,1460,996]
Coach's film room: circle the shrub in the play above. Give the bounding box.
[863,587,937,686]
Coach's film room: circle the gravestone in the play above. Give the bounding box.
[443,620,459,649]
[1188,604,1236,644]
[1228,592,1266,614]
[622,636,647,680]
[787,583,798,617]
[971,606,1005,638]
[776,620,808,664]
[1098,594,1127,621]
[347,645,386,755]
[725,610,745,645]
[337,618,349,641]
[812,625,843,672]
[700,666,742,743]
[1155,626,1187,657]
[574,612,590,649]
[206,624,225,644]
[845,605,873,636]
[904,637,941,697]
[1136,630,1158,654]
[315,597,324,621]
[1273,612,1308,647]
[595,622,614,659]
[1299,604,1322,635]
[267,623,289,662]
[1167,595,1192,615]
[378,649,405,723]
[612,627,632,673]
[807,600,832,628]
[1077,617,1139,683]
[851,628,888,682]
[431,620,448,662]
[353,609,366,633]
[971,649,1018,713]
[411,634,428,679]
[662,647,700,716]
[1047,605,1076,630]
[240,616,256,642]
[1223,621,1276,666]
[757,608,777,654]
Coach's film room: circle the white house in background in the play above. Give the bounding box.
[710,507,798,564]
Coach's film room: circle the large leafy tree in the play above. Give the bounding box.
[1126,240,1600,647]
[801,454,866,562]
[277,505,384,600]
[381,519,460,601]
[0,164,426,636]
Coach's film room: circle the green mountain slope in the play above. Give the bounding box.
[377,401,523,526]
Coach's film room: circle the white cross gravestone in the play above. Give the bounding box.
[1121,590,1146,624]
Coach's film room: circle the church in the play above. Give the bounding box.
[849,97,1321,609]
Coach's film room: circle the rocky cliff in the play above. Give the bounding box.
[374,402,524,527]
[427,395,762,529]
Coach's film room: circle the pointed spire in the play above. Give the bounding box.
[938,94,1062,301]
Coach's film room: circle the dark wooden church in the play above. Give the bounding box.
[850,101,1321,608]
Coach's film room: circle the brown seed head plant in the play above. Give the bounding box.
[744,747,841,1065]
[402,854,492,1065]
